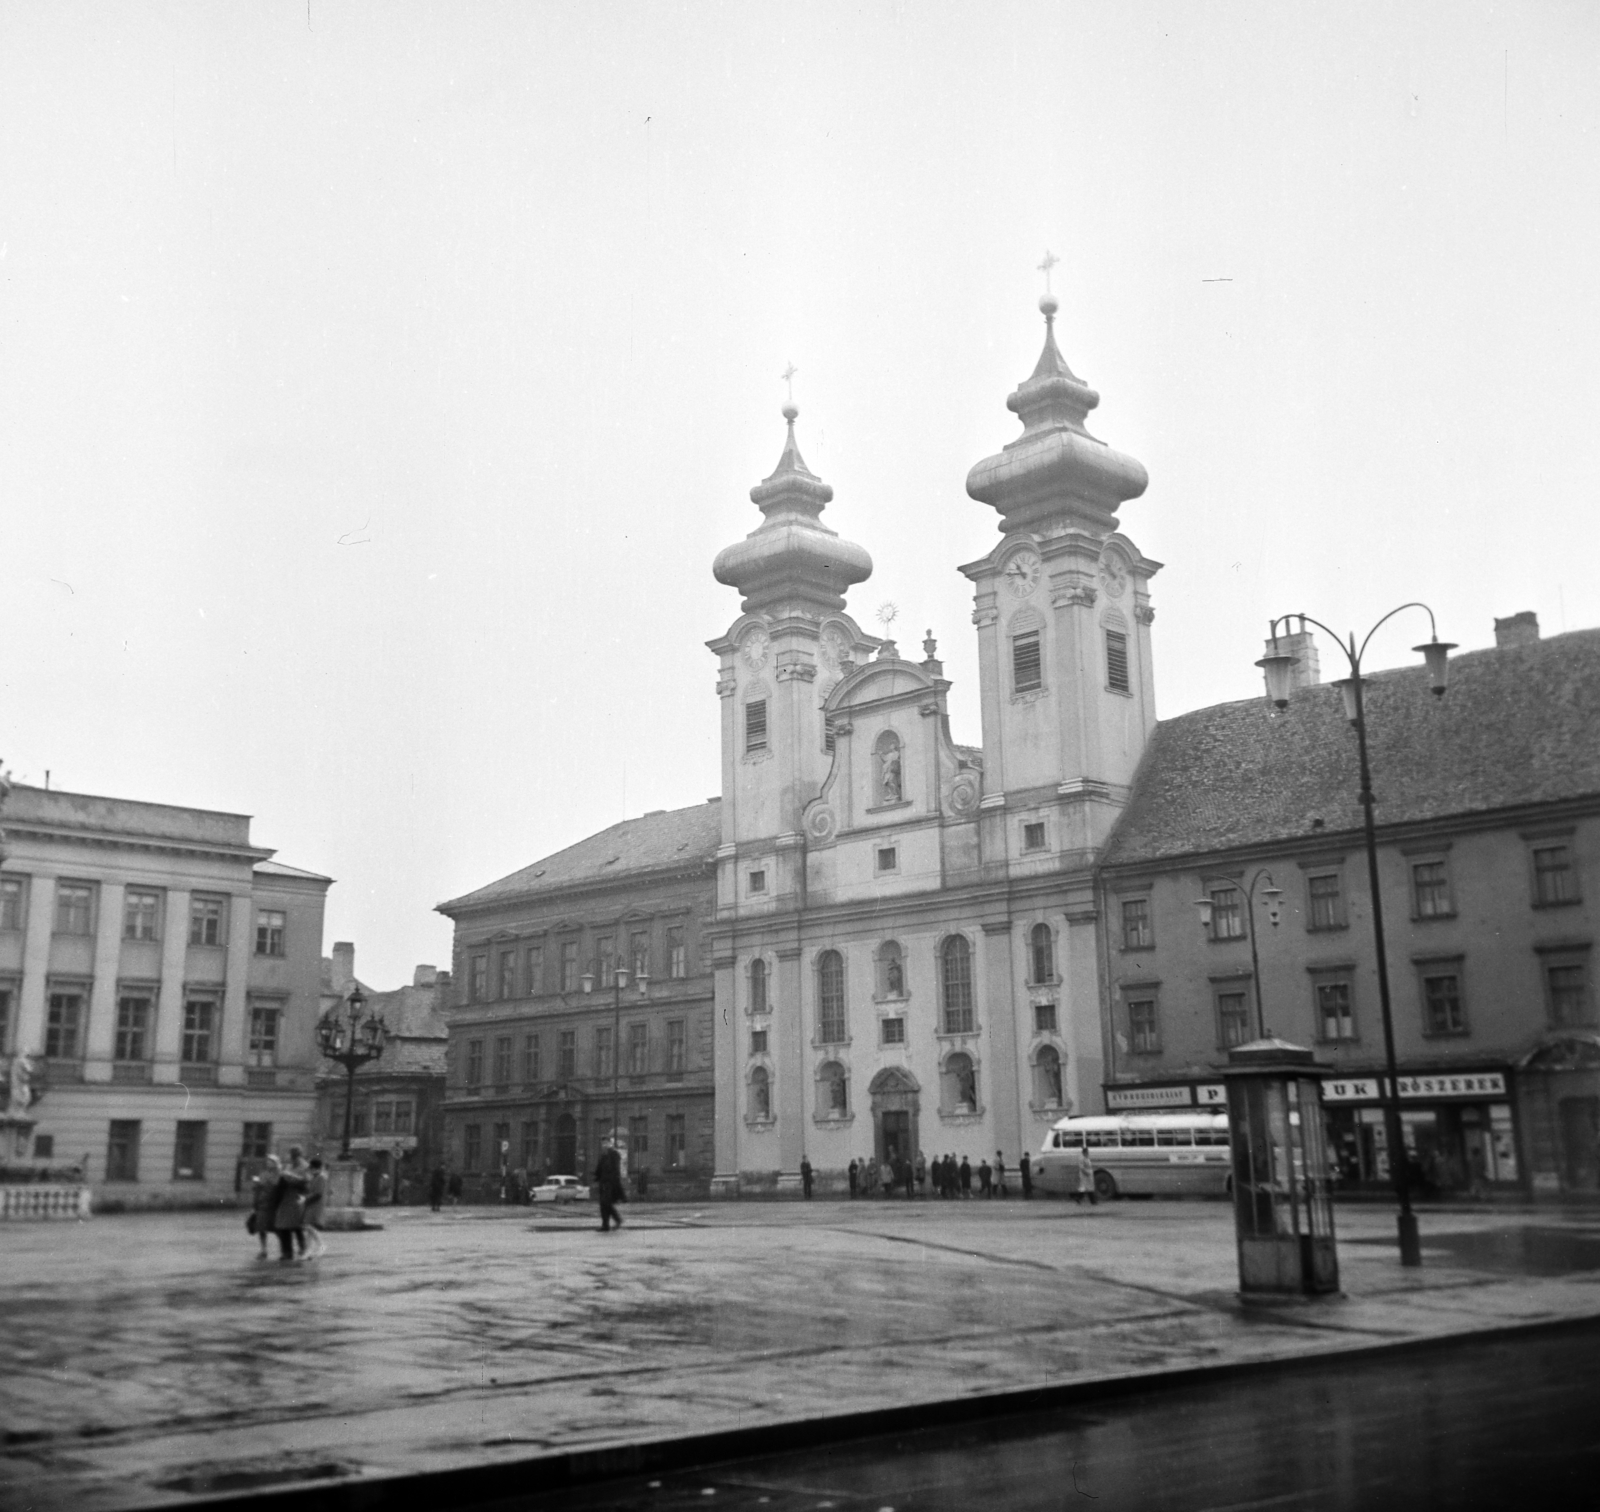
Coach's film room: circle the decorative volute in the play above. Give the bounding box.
[965,294,1148,537]
[713,403,873,615]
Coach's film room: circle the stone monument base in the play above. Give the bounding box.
[320,1158,382,1231]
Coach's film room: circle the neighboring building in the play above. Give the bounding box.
[1098,617,1600,1199]
[310,943,449,1202]
[707,298,1158,1193]
[0,785,330,1207]
[436,804,719,1199]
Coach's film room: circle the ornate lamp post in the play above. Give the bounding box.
[1194,868,1284,1041]
[582,956,649,1165]
[316,985,389,1159]
[1256,604,1455,1268]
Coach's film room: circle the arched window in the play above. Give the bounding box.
[1030,923,1055,985]
[1035,1045,1064,1107]
[874,730,903,805]
[750,957,768,1014]
[941,935,974,1034]
[942,1052,978,1113]
[817,950,846,1043]
[818,1060,848,1118]
[878,940,905,998]
[750,1065,771,1120]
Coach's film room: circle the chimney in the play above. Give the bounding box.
[1495,611,1540,649]
[413,964,438,988]
[331,941,355,991]
[1263,618,1320,696]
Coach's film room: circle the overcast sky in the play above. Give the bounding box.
[4,2,1597,988]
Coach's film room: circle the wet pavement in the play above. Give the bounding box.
[4,1198,1600,1511]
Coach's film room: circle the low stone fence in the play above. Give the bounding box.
[0,1184,92,1219]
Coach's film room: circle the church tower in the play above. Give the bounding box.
[961,290,1161,866]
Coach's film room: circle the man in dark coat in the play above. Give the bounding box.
[848,1159,859,1198]
[978,1157,993,1197]
[429,1165,446,1212]
[800,1157,814,1199]
[1020,1151,1033,1199]
[595,1144,625,1232]
[959,1155,972,1197]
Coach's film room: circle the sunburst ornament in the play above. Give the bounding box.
[876,602,899,631]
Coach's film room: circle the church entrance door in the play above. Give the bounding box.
[867,1066,921,1175]
[554,1113,577,1176]
[880,1110,910,1167]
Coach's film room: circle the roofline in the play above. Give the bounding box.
[436,854,718,919]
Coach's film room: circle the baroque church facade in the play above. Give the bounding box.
[706,293,1159,1195]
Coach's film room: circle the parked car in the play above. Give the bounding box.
[531,1175,590,1204]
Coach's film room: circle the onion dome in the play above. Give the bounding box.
[965,294,1148,536]
[713,403,873,615]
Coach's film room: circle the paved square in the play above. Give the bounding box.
[5,1198,1600,1510]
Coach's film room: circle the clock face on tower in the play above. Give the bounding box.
[741,625,770,671]
[1099,552,1128,599]
[1002,550,1041,598]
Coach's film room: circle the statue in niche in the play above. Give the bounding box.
[1040,1048,1064,1106]
[886,956,904,996]
[952,1057,977,1110]
[878,741,902,804]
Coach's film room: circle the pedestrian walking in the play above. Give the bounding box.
[248,1154,280,1260]
[959,1155,972,1197]
[915,1151,926,1197]
[1020,1150,1033,1199]
[429,1165,446,1212]
[978,1157,993,1197]
[1076,1143,1098,1206]
[848,1159,859,1198]
[302,1157,328,1259]
[900,1156,915,1199]
[994,1151,1008,1197]
[595,1142,625,1232]
[879,1159,894,1196]
[273,1147,310,1261]
[800,1157,814,1199]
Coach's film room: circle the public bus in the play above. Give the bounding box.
[1034,1111,1233,1199]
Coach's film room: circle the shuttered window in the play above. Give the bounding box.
[1012,632,1042,692]
[745,700,768,752]
[1106,630,1130,692]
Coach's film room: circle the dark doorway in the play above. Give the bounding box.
[554,1113,578,1175]
[1559,1097,1599,1190]
[880,1110,910,1167]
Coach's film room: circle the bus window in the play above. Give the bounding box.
[1130,1128,1156,1147]
[1198,1128,1230,1146]
[1084,1130,1106,1148]
[1156,1127,1192,1146]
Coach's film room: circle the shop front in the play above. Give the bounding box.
[1320,1068,1521,1197]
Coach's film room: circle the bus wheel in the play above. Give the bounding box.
[1094,1170,1117,1200]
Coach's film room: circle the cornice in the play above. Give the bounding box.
[3,823,275,870]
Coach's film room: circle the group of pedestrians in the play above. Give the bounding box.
[835,1144,1098,1203]
[248,1148,328,1262]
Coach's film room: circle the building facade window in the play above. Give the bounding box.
[182,999,216,1064]
[1128,997,1160,1054]
[1105,629,1131,693]
[750,1065,771,1118]
[1033,1002,1058,1034]
[595,1026,613,1078]
[464,1124,482,1171]
[466,1038,484,1086]
[1532,843,1579,906]
[630,931,650,980]
[817,950,847,1043]
[254,910,286,957]
[750,1028,768,1055]
[943,1052,978,1113]
[1314,977,1357,1041]
[1307,873,1346,931]
[241,1122,273,1159]
[46,992,83,1059]
[523,1034,540,1083]
[525,944,544,994]
[745,699,768,753]
[520,1120,539,1170]
[558,1029,576,1078]
[748,869,766,894]
[55,882,95,935]
[106,1120,141,1182]
[0,985,10,1055]
[248,1006,279,1066]
[493,1035,513,1085]
[0,877,23,932]
[499,950,517,998]
[1034,1045,1064,1106]
[1420,965,1467,1035]
[1411,859,1453,919]
[940,936,974,1034]
[560,940,579,992]
[470,955,488,1002]
[188,895,224,945]
[881,1016,905,1044]
[173,1121,207,1181]
[1022,821,1046,852]
[627,1022,648,1074]
[665,1113,687,1167]
[1215,988,1250,1049]
[393,1100,414,1134]
[628,1115,649,1158]
[1012,630,1042,693]
[666,926,687,979]
[115,995,151,1062]
[750,957,768,1013]
[876,846,898,873]
[1029,923,1055,985]
[1542,949,1593,1027]
[667,1019,686,1074]
[124,890,161,941]
[597,935,616,985]
[1208,887,1245,940]
[1121,897,1153,950]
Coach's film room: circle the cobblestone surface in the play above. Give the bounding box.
[3,1198,1599,1510]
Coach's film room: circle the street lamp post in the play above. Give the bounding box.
[315,985,389,1160]
[1194,869,1284,1041]
[582,957,649,1166]
[1256,604,1455,1268]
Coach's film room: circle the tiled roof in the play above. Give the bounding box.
[439,799,721,913]
[1104,629,1600,868]
[255,859,333,882]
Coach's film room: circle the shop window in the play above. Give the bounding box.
[1306,872,1346,931]
[817,950,847,1043]
[1532,842,1579,907]
[940,936,974,1034]
[1128,998,1160,1054]
[1121,897,1153,950]
[1029,923,1055,985]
